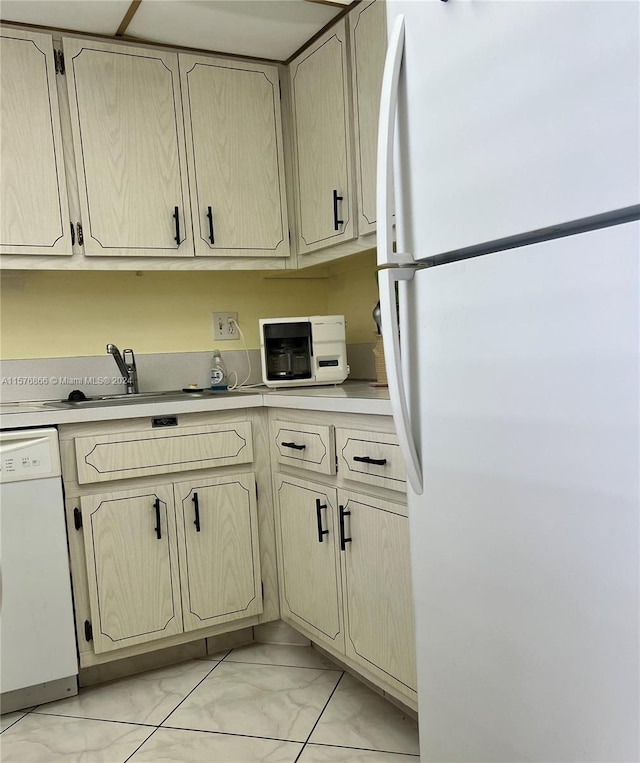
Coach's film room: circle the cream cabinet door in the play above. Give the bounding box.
[173,472,262,632]
[275,474,344,650]
[349,0,386,236]
[338,489,417,699]
[0,28,72,255]
[63,38,191,257]
[180,55,289,259]
[289,19,355,255]
[80,484,183,654]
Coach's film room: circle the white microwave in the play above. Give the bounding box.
[259,315,349,388]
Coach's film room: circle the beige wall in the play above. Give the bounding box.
[0,251,378,359]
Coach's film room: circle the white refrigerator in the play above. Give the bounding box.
[376,2,640,761]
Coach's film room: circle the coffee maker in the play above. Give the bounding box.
[259,316,349,388]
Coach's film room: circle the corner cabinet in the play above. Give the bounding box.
[0,27,72,256]
[63,38,192,257]
[270,409,417,708]
[179,55,289,259]
[275,475,344,651]
[289,19,356,256]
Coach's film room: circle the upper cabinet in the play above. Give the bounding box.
[180,55,289,259]
[289,19,356,256]
[0,28,72,256]
[63,38,192,257]
[0,8,386,269]
[349,0,386,236]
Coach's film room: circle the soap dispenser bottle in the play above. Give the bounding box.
[210,350,228,390]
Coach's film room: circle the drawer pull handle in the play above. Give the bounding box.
[192,491,201,533]
[282,441,306,451]
[339,504,352,551]
[315,499,329,543]
[153,498,162,540]
[206,205,215,244]
[353,455,387,466]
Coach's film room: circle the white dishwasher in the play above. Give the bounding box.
[0,427,78,712]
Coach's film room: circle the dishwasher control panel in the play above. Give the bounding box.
[0,428,60,483]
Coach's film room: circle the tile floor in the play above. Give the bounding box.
[0,642,420,762]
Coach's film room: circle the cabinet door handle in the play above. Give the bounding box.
[173,206,181,246]
[70,222,75,246]
[333,189,344,231]
[76,222,84,246]
[353,455,387,466]
[192,491,201,533]
[206,206,215,244]
[153,498,162,540]
[339,504,352,551]
[315,499,329,543]
[281,441,306,451]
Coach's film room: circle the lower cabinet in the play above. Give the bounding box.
[275,475,344,651]
[173,473,262,632]
[274,472,417,702]
[339,489,416,695]
[80,484,183,654]
[80,472,262,655]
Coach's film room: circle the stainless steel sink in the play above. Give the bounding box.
[43,389,243,409]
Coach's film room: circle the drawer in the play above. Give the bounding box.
[336,427,406,492]
[74,421,253,484]
[271,420,336,475]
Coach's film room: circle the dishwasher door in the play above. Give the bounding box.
[0,428,78,710]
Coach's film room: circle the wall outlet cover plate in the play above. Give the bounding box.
[212,312,239,340]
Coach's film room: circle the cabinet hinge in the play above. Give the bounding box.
[54,50,65,75]
[84,620,93,642]
[73,506,82,530]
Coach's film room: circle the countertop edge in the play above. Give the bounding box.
[0,385,393,429]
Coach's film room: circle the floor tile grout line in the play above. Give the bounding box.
[24,656,231,731]
[27,710,159,728]
[122,725,159,763]
[158,724,313,745]
[0,715,28,734]
[304,740,421,757]
[157,658,226,727]
[294,670,346,763]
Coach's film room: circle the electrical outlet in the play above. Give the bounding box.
[212,312,239,340]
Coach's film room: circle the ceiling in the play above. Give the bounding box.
[0,0,350,61]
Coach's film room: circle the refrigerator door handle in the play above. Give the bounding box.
[377,14,413,268]
[378,267,423,495]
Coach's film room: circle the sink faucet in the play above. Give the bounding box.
[106,344,139,394]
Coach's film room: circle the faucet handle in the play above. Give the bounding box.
[123,348,136,368]
[122,349,139,394]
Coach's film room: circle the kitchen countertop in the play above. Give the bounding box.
[0,382,391,429]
